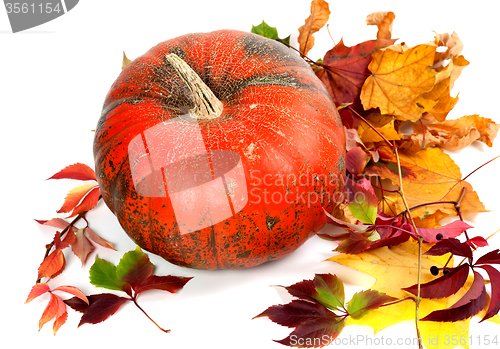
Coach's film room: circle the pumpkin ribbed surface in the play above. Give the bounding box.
[94,29,345,269]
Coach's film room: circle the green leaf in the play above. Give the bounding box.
[345,178,378,224]
[347,290,397,320]
[116,246,154,289]
[89,256,128,292]
[251,21,278,40]
[313,274,345,311]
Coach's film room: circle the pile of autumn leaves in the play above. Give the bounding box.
[253,0,500,347]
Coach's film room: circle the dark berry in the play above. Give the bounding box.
[436,233,443,241]
[443,269,450,275]
[430,266,439,276]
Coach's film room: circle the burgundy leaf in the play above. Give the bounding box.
[135,275,193,294]
[402,263,470,299]
[47,163,97,181]
[421,271,486,322]
[64,296,89,313]
[424,238,473,261]
[365,230,411,251]
[475,249,500,265]
[275,315,345,348]
[254,299,334,329]
[344,177,378,207]
[476,265,500,321]
[116,251,154,291]
[284,279,317,302]
[78,293,129,327]
[416,220,473,243]
[335,232,373,254]
[466,236,488,248]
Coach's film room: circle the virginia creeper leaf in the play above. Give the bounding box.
[25,283,50,303]
[78,293,129,327]
[85,227,116,250]
[312,274,345,311]
[69,186,100,217]
[254,299,334,328]
[345,147,369,176]
[424,238,473,261]
[35,218,70,230]
[476,265,500,321]
[89,256,129,292]
[47,163,97,181]
[57,184,99,214]
[421,270,486,322]
[275,315,345,348]
[39,293,59,331]
[52,285,89,304]
[403,263,470,299]
[116,246,154,290]
[52,294,67,335]
[38,249,65,279]
[475,249,500,265]
[135,275,193,294]
[415,220,473,243]
[346,290,397,320]
[71,228,95,265]
[466,236,488,248]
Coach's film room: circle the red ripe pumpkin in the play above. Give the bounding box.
[93,29,345,269]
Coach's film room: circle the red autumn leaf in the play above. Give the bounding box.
[421,270,486,322]
[466,236,489,248]
[475,249,500,265]
[116,248,155,291]
[424,238,473,261]
[39,293,59,331]
[135,275,193,294]
[86,227,116,250]
[35,218,70,230]
[25,283,51,303]
[52,294,68,335]
[402,263,470,299]
[38,248,65,279]
[71,228,95,265]
[254,299,334,328]
[284,278,317,302]
[476,264,500,321]
[315,39,396,107]
[52,286,89,305]
[69,186,101,217]
[47,163,97,181]
[415,220,473,243]
[78,293,129,327]
[57,184,99,215]
[345,147,369,177]
[53,230,72,250]
[275,314,345,347]
[335,231,374,254]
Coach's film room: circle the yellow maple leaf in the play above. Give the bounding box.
[367,147,486,218]
[297,0,330,56]
[360,44,437,121]
[358,113,401,143]
[328,241,473,349]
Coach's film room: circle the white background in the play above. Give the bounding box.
[1,1,500,348]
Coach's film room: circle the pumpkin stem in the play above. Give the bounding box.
[165,53,223,120]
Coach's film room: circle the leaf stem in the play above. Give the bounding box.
[132,295,171,333]
[394,146,423,349]
[36,212,87,284]
[380,296,416,308]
